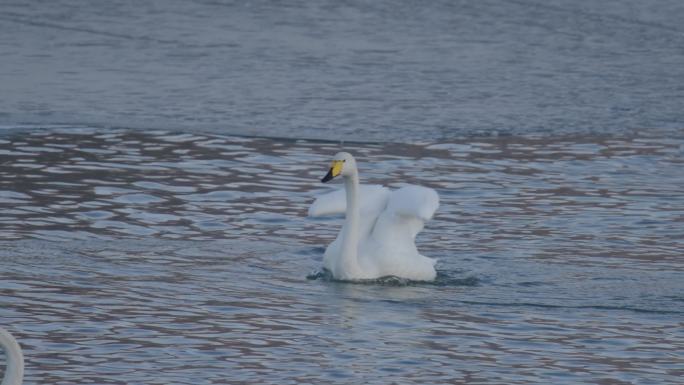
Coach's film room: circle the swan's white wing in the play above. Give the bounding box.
[308,185,390,217]
[384,185,439,222]
[363,185,439,279]
[308,188,345,217]
[370,185,438,243]
[372,186,439,248]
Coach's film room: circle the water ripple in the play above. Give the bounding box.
[1,128,683,384]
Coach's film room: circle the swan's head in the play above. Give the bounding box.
[321,152,357,183]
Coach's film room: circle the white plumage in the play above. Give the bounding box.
[309,152,439,281]
[0,327,23,385]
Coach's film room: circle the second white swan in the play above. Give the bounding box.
[0,327,23,385]
[309,152,439,281]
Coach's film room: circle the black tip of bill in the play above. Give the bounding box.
[321,169,334,183]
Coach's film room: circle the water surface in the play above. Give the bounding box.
[1,128,683,384]
[2,0,684,139]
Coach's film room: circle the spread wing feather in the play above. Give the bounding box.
[308,185,390,217]
[384,185,439,221]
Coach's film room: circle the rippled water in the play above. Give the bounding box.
[2,0,684,139]
[1,128,683,384]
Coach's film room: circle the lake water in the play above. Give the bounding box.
[2,0,684,140]
[2,0,684,383]
[1,128,683,384]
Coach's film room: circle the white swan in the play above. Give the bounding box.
[309,152,439,281]
[0,328,23,385]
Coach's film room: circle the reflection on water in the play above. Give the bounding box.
[1,128,683,384]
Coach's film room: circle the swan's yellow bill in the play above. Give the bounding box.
[321,160,344,183]
[330,160,344,177]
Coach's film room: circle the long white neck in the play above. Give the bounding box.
[0,328,23,385]
[339,170,361,278]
